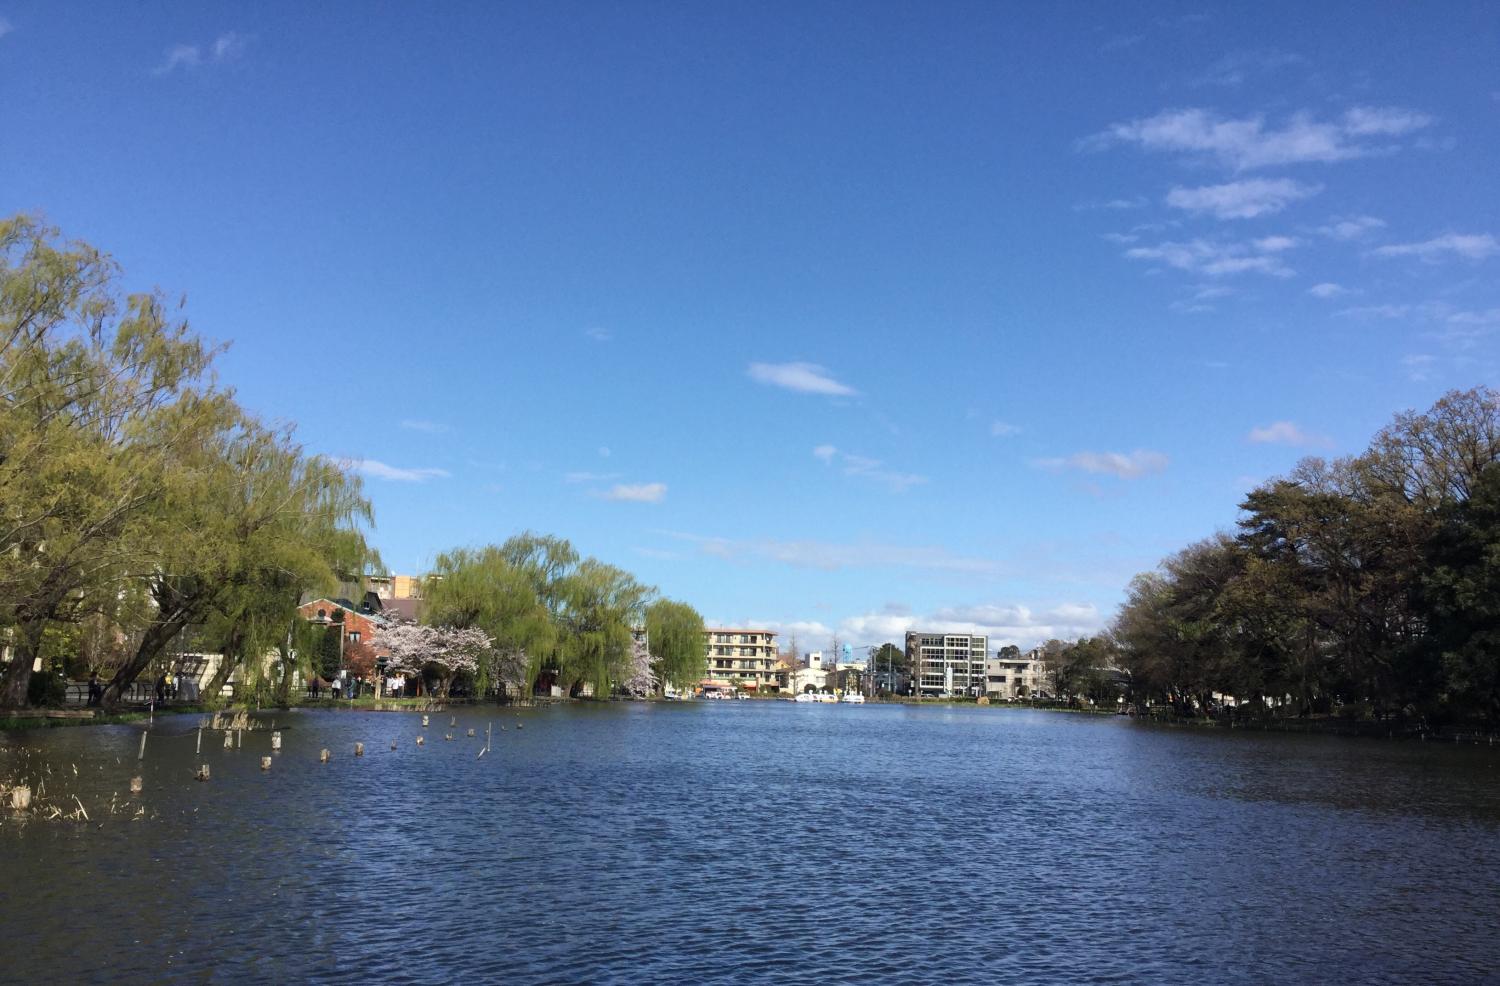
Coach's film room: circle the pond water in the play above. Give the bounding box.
[3,703,1499,984]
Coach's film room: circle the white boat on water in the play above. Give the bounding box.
[840,693,866,704]
[793,692,817,703]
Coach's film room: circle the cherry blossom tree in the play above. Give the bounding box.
[377,620,492,697]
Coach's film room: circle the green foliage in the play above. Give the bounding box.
[646,599,706,690]
[1113,387,1500,724]
[0,214,376,709]
[27,670,67,707]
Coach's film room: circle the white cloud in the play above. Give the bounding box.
[598,482,667,503]
[153,44,201,75]
[1337,303,1412,319]
[564,470,620,484]
[0,17,14,40]
[1372,233,1498,262]
[1307,282,1349,298]
[990,421,1022,437]
[399,419,447,434]
[833,601,1106,649]
[1252,235,1299,252]
[1165,178,1321,219]
[584,327,612,342]
[598,446,611,457]
[1342,106,1433,136]
[664,531,1003,575]
[154,31,248,74]
[1247,420,1332,448]
[1033,449,1169,479]
[1085,105,1433,171]
[813,446,925,492]
[348,459,450,482]
[1190,49,1305,88]
[748,361,856,396]
[1317,215,1385,240]
[1448,308,1500,326]
[1402,353,1438,382]
[212,32,247,61]
[1124,238,1295,277]
[1074,196,1148,211]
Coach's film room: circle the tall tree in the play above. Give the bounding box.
[645,598,706,692]
[0,215,224,707]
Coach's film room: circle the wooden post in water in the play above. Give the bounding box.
[390,739,397,750]
[320,748,330,763]
[355,742,364,757]
[196,728,202,755]
[260,756,272,770]
[129,776,143,794]
[10,785,31,810]
[416,735,424,746]
[223,731,233,749]
[466,727,475,737]
[450,716,456,727]
[138,732,148,761]
[197,765,211,782]
[421,714,429,728]
[271,730,282,751]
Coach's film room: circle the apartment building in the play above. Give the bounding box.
[984,652,1051,700]
[905,631,988,697]
[366,574,427,600]
[703,628,780,692]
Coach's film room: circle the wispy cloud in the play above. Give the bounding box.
[748,361,856,396]
[1033,449,1169,479]
[1084,105,1433,171]
[153,31,248,75]
[1189,49,1304,88]
[1247,420,1332,448]
[1307,282,1349,299]
[399,419,447,434]
[1074,196,1148,211]
[0,16,14,40]
[813,446,926,492]
[1165,178,1320,219]
[1125,237,1296,277]
[597,482,667,503]
[1316,215,1385,241]
[1337,303,1413,319]
[663,531,1003,575]
[584,327,613,342]
[990,421,1022,437]
[1372,233,1498,263]
[1402,353,1438,382]
[348,459,450,482]
[564,470,621,484]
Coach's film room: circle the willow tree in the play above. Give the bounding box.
[555,560,653,697]
[95,414,374,708]
[0,215,226,707]
[425,544,555,698]
[645,598,705,692]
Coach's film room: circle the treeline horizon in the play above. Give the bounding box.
[1106,387,1500,725]
[0,215,703,710]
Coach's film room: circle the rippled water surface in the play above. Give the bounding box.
[4,703,1500,984]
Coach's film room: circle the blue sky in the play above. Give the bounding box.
[4,3,1498,652]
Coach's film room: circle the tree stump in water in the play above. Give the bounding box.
[197,765,211,782]
[270,731,282,751]
[10,785,32,810]
[355,743,364,757]
[129,776,143,794]
[320,749,331,763]
[260,756,272,771]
